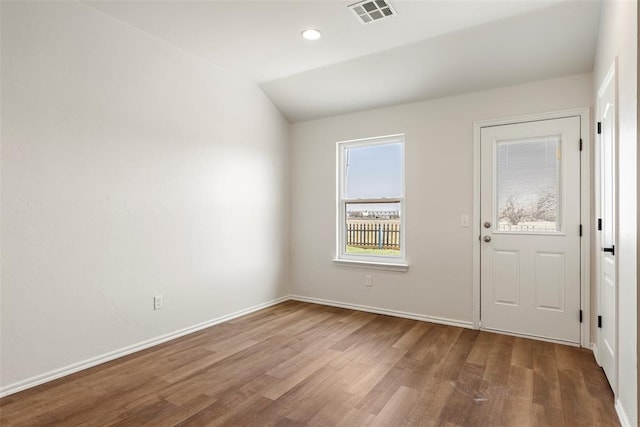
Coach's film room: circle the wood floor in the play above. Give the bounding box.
[0,301,619,426]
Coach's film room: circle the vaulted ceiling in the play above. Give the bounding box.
[86,1,602,122]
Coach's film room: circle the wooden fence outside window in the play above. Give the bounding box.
[346,222,400,249]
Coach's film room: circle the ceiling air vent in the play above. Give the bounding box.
[348,0,397,24]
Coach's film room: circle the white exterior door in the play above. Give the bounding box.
[480,117,582,344]
[596,65,617,390]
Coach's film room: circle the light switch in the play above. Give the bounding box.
[460,215,470,227]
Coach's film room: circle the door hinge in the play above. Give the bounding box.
[598,218,602,231]
[598,315,602,328]
[597,122,602,134]
[603,245,615,256]
[579,309,583,323]
[579,138,583,151]
[579,224,583,236]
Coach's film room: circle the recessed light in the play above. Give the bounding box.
[301,29,322,41]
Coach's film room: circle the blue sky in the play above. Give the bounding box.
[344,142,402,199]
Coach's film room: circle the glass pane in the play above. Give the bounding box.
[344,143,402,199]
[345,202,400,256]
[496,136,561,233]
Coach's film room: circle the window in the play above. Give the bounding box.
[495,136,562,233]
[336,134,406,268]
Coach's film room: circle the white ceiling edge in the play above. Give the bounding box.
[261,1,601,123]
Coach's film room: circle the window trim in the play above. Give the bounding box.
[335,134,407,269]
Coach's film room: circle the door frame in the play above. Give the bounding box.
[472,108,591,348]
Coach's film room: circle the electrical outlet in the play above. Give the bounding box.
[154,295,163,310]
[365,275,373,288]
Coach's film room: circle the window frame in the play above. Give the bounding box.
[335,134,407,270]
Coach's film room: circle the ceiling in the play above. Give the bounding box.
[86,0,602,122]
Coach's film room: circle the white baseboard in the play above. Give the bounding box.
[0,296,289,398]
[590,342,601,366]
[289,295,474,330]
[615,398,632,427]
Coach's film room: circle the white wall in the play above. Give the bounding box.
[291,73,592,324]
[593,1,638,425]
[0,1,290,392]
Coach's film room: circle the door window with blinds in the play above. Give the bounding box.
[337,135,405,264]
[495,136,562,233]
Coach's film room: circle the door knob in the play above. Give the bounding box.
[483,236,492,242]
[484,221,491,228]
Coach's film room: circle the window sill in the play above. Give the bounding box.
[332,258,409,272]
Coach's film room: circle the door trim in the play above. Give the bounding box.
[472,108,591,347]
[595,59,618,393]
